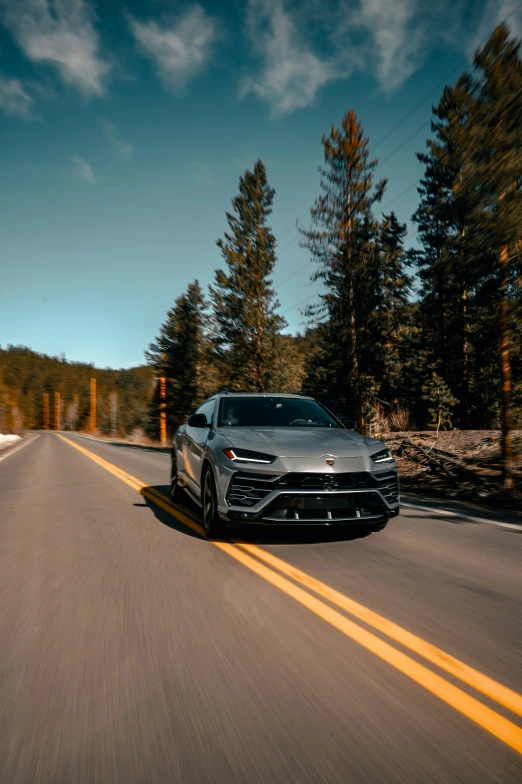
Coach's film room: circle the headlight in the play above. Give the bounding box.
[371,447,393,463]
[222,447,276,464]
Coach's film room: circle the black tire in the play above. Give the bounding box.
[170,451,184,502]
[202,467,224,539]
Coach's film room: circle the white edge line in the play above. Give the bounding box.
[0,433,40,463]
[401,502,521,531]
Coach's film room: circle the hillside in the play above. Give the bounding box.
[0,345,155,438]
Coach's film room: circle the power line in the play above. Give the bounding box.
[372,74,461,153]
[281,180,419,308]
[282,288,322,316]
[275,2,522,241]
[372,0,522,153]
[278,221,298,244]
[281,232,299,251]
[379,78,522,213]
[277,3,522,319]
[380,181,418,211]
[376,119,430,170]
[275,260,313,288]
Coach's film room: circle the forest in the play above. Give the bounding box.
[1,25,520,490]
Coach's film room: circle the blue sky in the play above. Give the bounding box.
[1,0,520,368]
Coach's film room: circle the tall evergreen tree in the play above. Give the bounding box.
[431,79,475,427]
[464,24,522,488]
[412,78,476,427]
[411,137,451,380]
[378,211,414,406]
[299,110,386,431]
[145,280,215,437]
[210,160,286,391]
[270,335,306,394]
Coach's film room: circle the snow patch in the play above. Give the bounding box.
[0,434,22,450]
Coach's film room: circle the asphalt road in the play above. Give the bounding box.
[1,432,521,783]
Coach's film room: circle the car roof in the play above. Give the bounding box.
[216,392,314,399]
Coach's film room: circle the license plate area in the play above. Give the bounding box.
[277,493,370,510]
[262,492,387,523]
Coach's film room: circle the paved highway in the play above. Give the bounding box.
[1,432,521,783]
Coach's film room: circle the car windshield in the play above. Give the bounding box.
[218,397,341,428]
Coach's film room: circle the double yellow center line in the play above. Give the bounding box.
[57,434,522,755]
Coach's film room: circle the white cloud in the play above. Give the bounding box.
[242,0,341,117]
[128,5,217,93]
[70,155,96,183]
[349,0,425,91]
[334,0,522,91]
[99,119,133,160]
[242,0,522,115]
[1,0,110,96]
[0,75,34,118]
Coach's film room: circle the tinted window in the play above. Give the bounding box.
[194,399,216,426]
[217,397,340,428]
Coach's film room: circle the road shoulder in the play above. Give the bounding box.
[0,432,39,463]
[402,493,522,529]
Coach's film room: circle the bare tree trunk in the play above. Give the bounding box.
[255,293,264,392]
[459,284,469,428]
[254,220,265,392]
[349,270,363,430]
[346,166,362,433]
[194,327,202,399]
[499,247,513,491]
[438,271,446,374]
[110,392,118,438]
[391,249,400,402]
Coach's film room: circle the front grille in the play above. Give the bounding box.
[276,472,373,491]
[226,472,281,507]
[373,470,400,504]
[227,469,399,508]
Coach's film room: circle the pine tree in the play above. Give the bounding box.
[431,79,476,427]
[413,74,484,427]
[210,160,286,391]
[411,144,451,380]
[299,110,386,431]
[145,280,214,437]
[412,78,475,425]
[270,335,306,393]
[378,211,414,408]
[464,24,522,488]
[422,372,458,437]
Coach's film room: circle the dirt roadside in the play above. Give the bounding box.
[386,430,522,512]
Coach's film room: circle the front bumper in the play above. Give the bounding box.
[222,469,400,525]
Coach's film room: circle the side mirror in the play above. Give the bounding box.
[340,416,354,429]
[187,413,208,428]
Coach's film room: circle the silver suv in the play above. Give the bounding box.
[171,392,400,538]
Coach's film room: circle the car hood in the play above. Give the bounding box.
[218,427,383,458]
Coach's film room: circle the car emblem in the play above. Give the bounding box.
[326,459,334,466]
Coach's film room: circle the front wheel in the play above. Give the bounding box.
[202,468,224,539]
